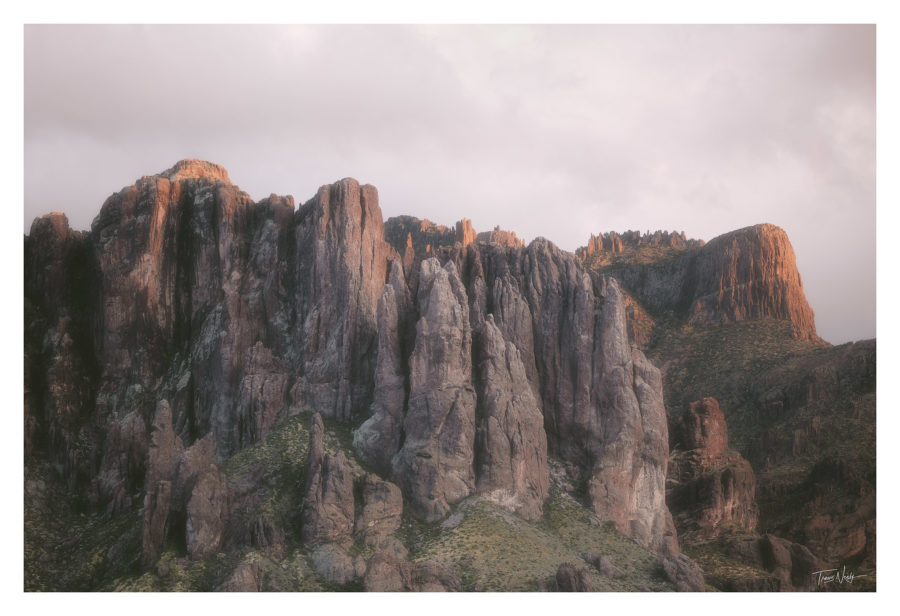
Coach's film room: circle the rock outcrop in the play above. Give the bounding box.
[721,533,824,591]
[667,398,759,541]
[219,561,264,592]
[301,413,355,546]
[750,340,876,569]
[687,224,816,339]
[24,213,99,495]
[87,163,390,483]
[26,160,708,586]
[140,400,228,566]
[582,553,626,579]
[455,218,476,246]
[357,236,676,552]
[587,279,678,557]
[476,225,524,248]
[354,474,404,546]
[24,161,406,523]
[660,554,706,592]
[589,224,817,340]
[577,229,701,260]
[473,315,549,520]
[391,259,477,521]
[24,159,876,593]
[555,563,593,592]
[309,544,366,585]
[352,261,411,476]
[362,551,461,592]
[293,178,390,422]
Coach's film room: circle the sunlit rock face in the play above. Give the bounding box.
[578,223,817,341]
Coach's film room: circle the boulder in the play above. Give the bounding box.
[660,554,705,592]
[582,553,626,579]
[555,563,593,592]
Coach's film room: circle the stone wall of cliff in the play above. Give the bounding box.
[24,160,678,559]
[583,224,818,341]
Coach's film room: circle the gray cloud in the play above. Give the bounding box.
[24,25,875,344]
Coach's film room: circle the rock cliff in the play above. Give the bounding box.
[583,224,817,341]
[24,159,871,592]
[25,160,679,570]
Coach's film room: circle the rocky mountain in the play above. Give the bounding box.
[582,223,818,342]
[575,225,875,591]
[24,160,874,592]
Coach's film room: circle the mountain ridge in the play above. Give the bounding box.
[23,160,874,592]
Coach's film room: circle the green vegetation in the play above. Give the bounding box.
[24,462,142,591]
[647,319,828,451]
[584,244,698,272]
[26,412,683,592]
[411,486,676,591]
[682,540,773,592]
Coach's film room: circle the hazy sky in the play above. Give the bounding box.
[24,25,875,344]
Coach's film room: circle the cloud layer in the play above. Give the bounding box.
[24,25,875,344]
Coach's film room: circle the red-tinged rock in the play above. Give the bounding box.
[667,397,759,542]
[293,178,391,422]
[688,224,816,340]
[476,225,524,248]
[680,398,729,460]
[455,218,476,246]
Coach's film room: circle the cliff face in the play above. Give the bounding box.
[24,213,100,499]
[584,223,817,341]
[750,339,876,569]
[24,160,678,566]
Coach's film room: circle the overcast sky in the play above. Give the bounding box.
[24,25,875,344]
